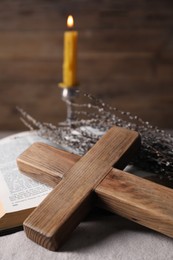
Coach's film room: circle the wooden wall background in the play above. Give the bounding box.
[0,0,173,130]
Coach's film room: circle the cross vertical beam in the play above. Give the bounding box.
[21,127,140,251]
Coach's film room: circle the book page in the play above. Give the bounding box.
[0,132,54,213]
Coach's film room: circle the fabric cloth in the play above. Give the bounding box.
[0,209,173,260]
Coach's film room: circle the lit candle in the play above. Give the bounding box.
[59,15,78,88]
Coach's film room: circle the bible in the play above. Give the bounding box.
[0,131,54,235]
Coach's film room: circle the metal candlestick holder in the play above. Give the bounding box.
[61,87,79,125]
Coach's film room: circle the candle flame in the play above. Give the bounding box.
[67,15,74,28]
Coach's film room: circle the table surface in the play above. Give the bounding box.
[0,131,173,260]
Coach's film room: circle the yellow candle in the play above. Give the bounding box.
[59,15,78,88]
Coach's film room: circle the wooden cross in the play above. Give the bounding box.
[17,127,173,251]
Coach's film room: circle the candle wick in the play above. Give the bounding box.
[68,26,73,31]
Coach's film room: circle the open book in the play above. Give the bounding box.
[0,131,58,235]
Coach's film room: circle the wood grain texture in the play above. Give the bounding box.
[95,168,173,239]
[22,127,140,250]
[18,139,173,240]
[0,0,173,130]
[18,142,80,187]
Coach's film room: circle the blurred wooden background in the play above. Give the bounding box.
[0,0,173,130]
